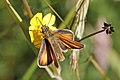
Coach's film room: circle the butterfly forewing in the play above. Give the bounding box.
[37,39,53,67]
[38,38,59,68]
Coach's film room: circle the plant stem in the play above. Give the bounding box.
[89,56,110,80]
[22,0,33,18]
[22,58,37,80]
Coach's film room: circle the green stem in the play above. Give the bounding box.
[22,58,37,80]
[5,0,38,79]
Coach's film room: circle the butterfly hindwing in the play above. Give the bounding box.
[54,30,84,49]
[54,29,74,50]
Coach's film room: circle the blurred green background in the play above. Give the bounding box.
[0,0,120,80]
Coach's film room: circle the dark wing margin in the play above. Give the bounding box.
[54,29,73,40]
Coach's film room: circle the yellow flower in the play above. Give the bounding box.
[29,13,57,48]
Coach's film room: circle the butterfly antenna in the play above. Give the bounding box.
[36,17,43,26]
[76,22,114,42]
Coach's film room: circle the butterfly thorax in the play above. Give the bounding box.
[41,25,53,38]
[41,25,65,61]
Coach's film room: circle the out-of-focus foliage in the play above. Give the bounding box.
[0,0,120,80]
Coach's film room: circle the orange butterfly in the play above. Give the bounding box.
[37,25,84,68]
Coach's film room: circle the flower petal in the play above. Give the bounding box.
[29,25,44,48]
[29,25,34,30]
[30,13,43,27]
[43,13,56,26]
[29,13,57,48]
[29,31,34,42]
[33,32,43,48]
[29,31,43,48]
[48,26,57,30]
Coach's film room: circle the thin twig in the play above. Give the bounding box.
[89,56,110,80]
[22,58,37,80]
[43,0,67,27]
[22,0,33,18]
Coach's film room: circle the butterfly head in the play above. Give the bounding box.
[41,25,53,38]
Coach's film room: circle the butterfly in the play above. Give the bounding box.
[37,24,84,68]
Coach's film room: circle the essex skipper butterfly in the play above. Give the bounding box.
[36,15,84,68]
